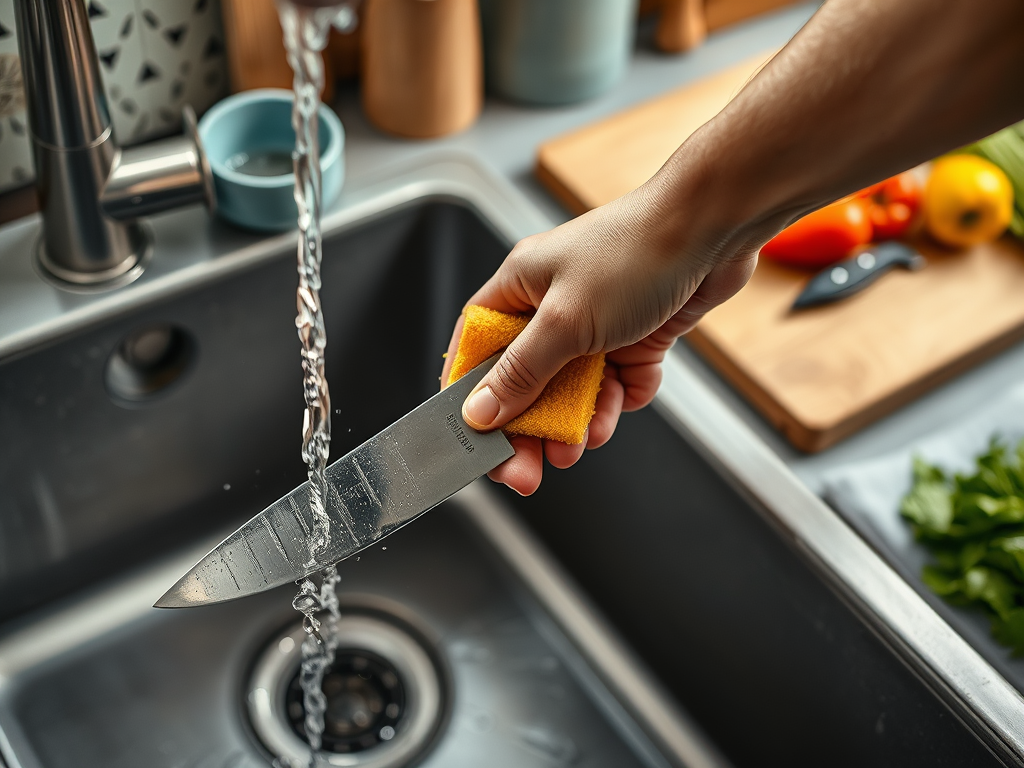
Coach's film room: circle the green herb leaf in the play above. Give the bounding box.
[902,437,1024,651]
[962,566,1017,619]
[922,566,962,596]
[901,464,953,535]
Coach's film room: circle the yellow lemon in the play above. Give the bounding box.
[924,155,1014,248]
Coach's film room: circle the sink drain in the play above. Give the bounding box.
[286,649,404,753]
[105,323,195,403]
[247,613,445,768]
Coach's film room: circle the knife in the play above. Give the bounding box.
[155,355,514,608]
[791,241,926,310]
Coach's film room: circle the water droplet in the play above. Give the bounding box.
[278,636,296,654]
[379,725,395,741]
[292,593,318,614]
[381,546,386,551]
[301,614,322,637]
[223,483,231,491]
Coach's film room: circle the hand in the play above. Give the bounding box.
[440,0,1024,498]
[440,168,761,496]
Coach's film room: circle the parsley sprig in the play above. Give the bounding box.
[901,439,1024,653]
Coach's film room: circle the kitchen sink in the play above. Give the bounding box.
[0,155,1018,768]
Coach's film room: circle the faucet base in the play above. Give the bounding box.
[35,222,152,292]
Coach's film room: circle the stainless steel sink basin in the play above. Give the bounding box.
[0,154,1018,768]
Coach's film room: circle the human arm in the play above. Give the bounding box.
[442,0,1024,496]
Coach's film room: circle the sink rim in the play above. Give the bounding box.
[0,150,548,364]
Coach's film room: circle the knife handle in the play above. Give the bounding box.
[791,241,926,309]
[446,305,605,445]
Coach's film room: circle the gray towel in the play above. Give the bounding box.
[822,384,1024,550]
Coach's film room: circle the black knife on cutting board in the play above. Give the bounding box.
[791,241,927,310]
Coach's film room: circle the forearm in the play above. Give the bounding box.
[660,0,1024,251]
[449,0,1024,493]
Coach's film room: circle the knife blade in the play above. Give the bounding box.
[791,241,926,310]
[155,355,514,608]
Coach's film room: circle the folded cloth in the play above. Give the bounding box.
[446,305,605,445]
[822,383,1024,553]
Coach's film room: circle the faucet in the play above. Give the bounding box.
[14,0,215,289]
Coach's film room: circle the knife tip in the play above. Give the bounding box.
[153,569,218,609]
[153,585,193,609]
[153,593,186,609]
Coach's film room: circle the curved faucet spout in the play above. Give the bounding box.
[13,0,214,289]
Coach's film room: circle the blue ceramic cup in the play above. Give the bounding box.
[198,89,345,233]
[480,0,638,105]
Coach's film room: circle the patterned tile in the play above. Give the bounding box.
[0,0,229,192]
[0,0,30,194]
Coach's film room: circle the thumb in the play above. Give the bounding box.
[461,308,582,432]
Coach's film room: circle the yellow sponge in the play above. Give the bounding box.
[447,305,605,444]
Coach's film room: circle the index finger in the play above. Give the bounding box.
[440,311,467,390]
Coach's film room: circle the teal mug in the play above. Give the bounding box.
[198,89,345,233]
[480,0,638,105]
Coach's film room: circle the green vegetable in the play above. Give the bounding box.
[962,121,1024,239]
[901,438,1024,653]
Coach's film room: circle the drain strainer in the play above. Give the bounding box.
[247,614,444,768]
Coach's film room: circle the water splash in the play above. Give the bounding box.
[290,566,342,758]
[278,0,337,568]
[276,2,347,764]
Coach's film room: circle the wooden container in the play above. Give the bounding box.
[222,0,350,96]
[360,0,482,138]
[641,0,803,54]
[655,0,707,53]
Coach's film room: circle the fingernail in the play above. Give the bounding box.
[463,386,500,429]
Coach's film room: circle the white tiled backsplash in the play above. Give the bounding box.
[0,0,229,193]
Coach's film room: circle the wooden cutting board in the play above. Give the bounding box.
[535,55,1024,452]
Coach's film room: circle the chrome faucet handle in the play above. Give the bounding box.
[14,0,215,290]
[101,106,216,222]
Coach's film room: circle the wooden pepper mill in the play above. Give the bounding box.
[361,0,483,138]
[655,0,707,53]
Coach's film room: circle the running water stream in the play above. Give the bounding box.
[277,2,346,764]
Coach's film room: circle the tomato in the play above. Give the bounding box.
[760,198,873,269]
[856,171,923,240]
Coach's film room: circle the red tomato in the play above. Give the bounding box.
[761,198,873,269]
[855,171,923,240]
